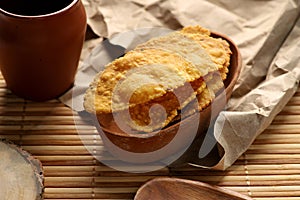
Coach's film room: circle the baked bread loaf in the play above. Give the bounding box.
[84,25,231,132]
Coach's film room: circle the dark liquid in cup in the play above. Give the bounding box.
[0,0,74,16]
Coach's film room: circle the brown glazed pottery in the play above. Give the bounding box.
[93,32,242,164]
[0,0,86,101]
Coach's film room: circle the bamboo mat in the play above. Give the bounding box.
[0,72,300,200]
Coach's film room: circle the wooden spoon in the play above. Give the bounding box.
[135,177,252,200]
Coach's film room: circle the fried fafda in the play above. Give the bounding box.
[135,32,218,76]
[84,25,232,132]
[180,26,231,79]
[84,48,204,114]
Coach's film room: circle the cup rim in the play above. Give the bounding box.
[0,0,78,18]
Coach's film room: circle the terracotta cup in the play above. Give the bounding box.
[0,0,86,101]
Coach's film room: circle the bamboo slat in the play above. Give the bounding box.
[0,73,300,200]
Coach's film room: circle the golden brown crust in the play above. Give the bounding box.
[179,25,231,76]
[88,48,204,114]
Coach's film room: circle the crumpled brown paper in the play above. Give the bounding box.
[60,0,300,170]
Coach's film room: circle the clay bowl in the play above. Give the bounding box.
[134,177,252,200]
[93,32,242,163]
